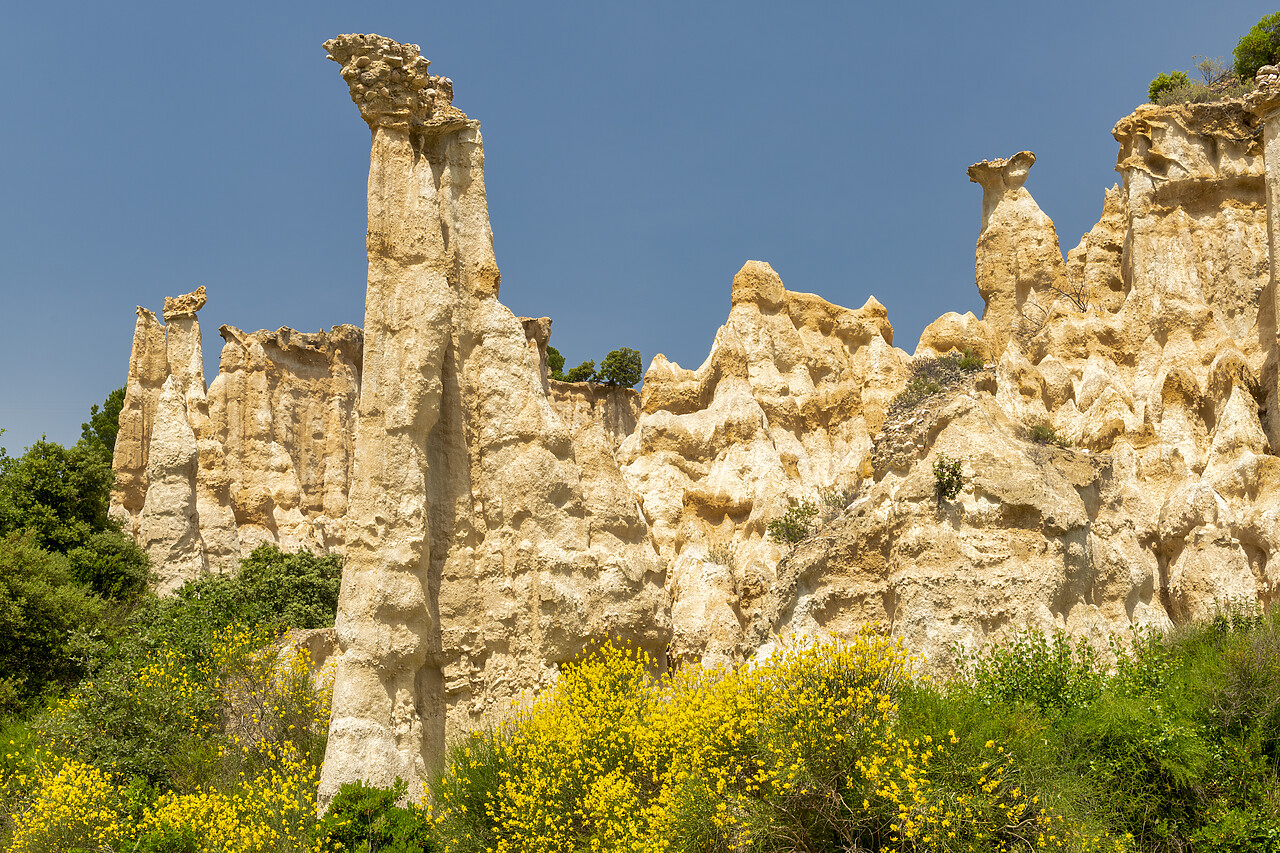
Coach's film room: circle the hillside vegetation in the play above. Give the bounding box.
[4,403,1280,853]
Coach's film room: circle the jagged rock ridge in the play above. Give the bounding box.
[111,43,1280,799]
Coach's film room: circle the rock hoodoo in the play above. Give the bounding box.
[315,34,668,803]
[111,47,1280,799]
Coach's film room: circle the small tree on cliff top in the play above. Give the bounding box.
[1236,12,1280,82]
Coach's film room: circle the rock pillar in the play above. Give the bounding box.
[318,33,670,806]
[967,151,1072,355]
[1247,66,1280,445]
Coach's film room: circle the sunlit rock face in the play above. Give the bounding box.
[617,260,911,664]
[112,50,1280,802]
[756,91,1280,665]
[316,33,668,806]
[110,285,362,591]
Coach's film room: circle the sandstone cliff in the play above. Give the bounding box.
[112,42,1280,801]
[110,287,363,591]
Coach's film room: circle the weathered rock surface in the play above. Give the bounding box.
[617,260,910,663]
[317,33,667,805]
[109,288,364,586]
[114,52,1280,801]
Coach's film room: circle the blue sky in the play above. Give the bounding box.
[0,1,1270,451]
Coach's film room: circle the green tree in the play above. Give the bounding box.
[1235,12,1280,82]
[546,345,567,381]
[0,531,105,713]
[598,347,643,387]
[1149,70,1191,102]
[563,360,597,383]
[0,437,147,602]
[79,387,125,466]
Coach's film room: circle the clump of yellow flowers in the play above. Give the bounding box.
[2,625,332,853]
[431,626,1130,853]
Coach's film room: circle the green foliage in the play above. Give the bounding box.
[545,345,566,380]
[1149,70,1191,102]
[766,497,819,547]
[932,452,963,502]
[549,347,645,386]
[598,347,643,387]
[0,434,148,603]
[0,532,105,714]
[1030,423,1071,448]
[1235,12,1280,82]
[955,628,1104,716]
[956,347,983,370]
[316,779,435,853]
[563,359,596,383]
[79,387,125,466]
[235,543,343,630]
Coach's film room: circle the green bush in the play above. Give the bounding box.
[1235,12,1280,82]
[955,628,1104,716]
[316,779,435,853]
[545,345,566,380]
[1149,70,1191,102]
[766,498,819,547]
[956,347,983,370]
[0,532,106,713]
[932,452,963,502]
[235,543,343,630]
[79,387,125,467]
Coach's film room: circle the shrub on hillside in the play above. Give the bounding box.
[0,532,105,714]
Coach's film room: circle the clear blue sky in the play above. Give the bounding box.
[0,1,1270,451]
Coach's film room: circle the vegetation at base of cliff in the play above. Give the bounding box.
[0,394,346,852]
[547,345,644,387]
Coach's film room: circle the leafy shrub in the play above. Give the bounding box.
[1030,423,1071,448]
[235,544,343,631]
[1150,70,1191,102]
[956,347,983,370]
[78,387,125,467]
[932,452,963,502]
[1235,12,1280,82]
[316,779,435,853]
[0,532,105,714]
[955,628,1104,716]
[766,497,819,547]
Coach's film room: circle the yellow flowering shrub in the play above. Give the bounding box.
[431,627,1131,853]
[4,625,334,853]
[3,758,128,853]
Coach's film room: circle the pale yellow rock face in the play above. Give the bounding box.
[618,260,910,663]
[109,287,364,584]
[317,34,667,805]
[754,95,1280,664]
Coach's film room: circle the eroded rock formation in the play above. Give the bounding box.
[317,34,667,804]
[114,46,1280,801]
[110,288,363,590]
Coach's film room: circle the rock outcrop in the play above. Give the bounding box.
[617,260,910,663]
[317,34,668,804]
[110,288,363,589]
[112,49,1280,801]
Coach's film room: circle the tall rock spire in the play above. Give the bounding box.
[318,34,669,805]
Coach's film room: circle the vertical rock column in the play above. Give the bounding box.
[1247,67,1280,445]
[319,34,473,800]
[110,308,170,536]
[967,152,1072,356]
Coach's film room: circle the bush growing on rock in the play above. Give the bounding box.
[1235,12,1280,82]
[1149,70,1191,102]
